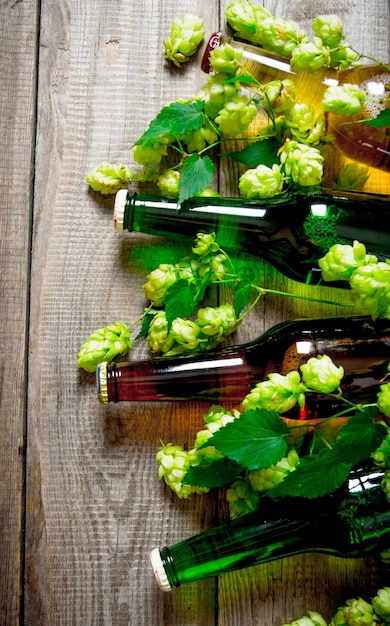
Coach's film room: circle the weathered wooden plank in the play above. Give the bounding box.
[25,1,220,624]
[0,1,39,624]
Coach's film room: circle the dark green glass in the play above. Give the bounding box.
[150,463,390,590]
[114,190,390,287]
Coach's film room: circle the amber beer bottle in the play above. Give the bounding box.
[96,315,390,417]
[202,32,390,193]
[149,462,390,590]
[113,189,390,287]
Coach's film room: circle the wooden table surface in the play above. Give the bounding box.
[1,1,389,624]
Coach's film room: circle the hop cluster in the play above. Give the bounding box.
[147,303,239,356]
[283,587,390,626]
[319,242,390,320]
[243,371,306,414]
[243,355,344,416]
[163,14,206,67]
[156,442,209,498]
[77,321,132,372]
[225,1,308,58]
[214,94,258,136]
[225,2,359,71]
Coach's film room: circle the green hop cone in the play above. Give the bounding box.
[283,611,327,626]
[290,37,330,72]
[143,263,178,306]
[214,94,257,136]
[248,449,300,492]
[224,1,272,43]
[182,121,219,153]
[156,442,209,498]
[263,79,296,114]
[377,382,390,417]
[242,371,306,414]
[372,432,390,468]
[279,139,324,187]
[77,321,132,372]
[209,43,243,76]
[196,303,239,344]
[157,169,180,197]
[300,354,344,394]
[86,162,134,195]
[318,240,375,283]
[163,14,206,67]
[147,311,176,354]
[336,162,370,191]
[197,73,241,120]
[372,587,390,621]
[226,477,261,519]
[256,16,309,57]
[169,318,201,351]
[192,232,220,257]
[349,261,390,319]
[312,14,344,48]
[132,138,170,166]
[194,404,240,448]
[239,163,284,199]
[329,597,377,626]
[322,84,366,116]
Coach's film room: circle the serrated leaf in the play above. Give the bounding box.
[328,406,387,465]
[135,310,155,340]
[233,281,252,316]
[362,108,390,128]
[184,456,243,489]
[178,154,214,204]
[134,100,205,145]
[225,137,282,168]
[268,454,352,499]
[164,279,198,326]
[204,408,289,470]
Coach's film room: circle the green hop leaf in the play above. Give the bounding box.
[362,107,390,128]
[184,456,243,489]
[178,153,214,204]
[268,454,352,499]
[134,100,205,145]
[226,137,282,169]
[201,408,289,470]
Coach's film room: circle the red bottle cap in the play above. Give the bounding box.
[201,31,223,73]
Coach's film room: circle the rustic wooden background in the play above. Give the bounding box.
[1,1,389,624]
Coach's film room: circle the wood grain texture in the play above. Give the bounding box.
[0,0,388,624]
[0,1,39,624]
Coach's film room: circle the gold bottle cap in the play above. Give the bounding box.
[114,189,127,231]
[96,361,108,405]
[149,548,172,592]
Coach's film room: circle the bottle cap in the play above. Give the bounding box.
[96,361,108,405]
[114,189,128,231]
[149,548,172,592]
[201,31,222,73]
